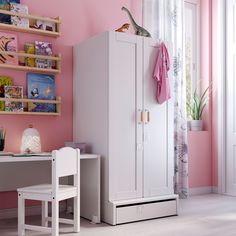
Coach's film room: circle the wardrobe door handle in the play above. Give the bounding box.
[141,111,144,123]
[144,110,150,124]
[147,111,151,123]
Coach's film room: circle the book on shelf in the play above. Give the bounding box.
[24,42,35,67]
[36,20,56,32]
[27,73,56,112]
[0,75,13,111]
[4,85,23,112]
[35,41,53,69]
[0,0,20,24]
[10,3,29,28]
[0,32,18,65]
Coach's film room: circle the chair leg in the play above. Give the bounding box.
[42,201,48,227]
[52,199,59,236]
[18,192,25,236]
[73,195,80,232]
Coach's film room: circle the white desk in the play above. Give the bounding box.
[0,154,101,223]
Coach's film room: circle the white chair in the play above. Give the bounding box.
[17,147,80,236]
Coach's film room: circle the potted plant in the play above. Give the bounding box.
[187,87,209,131]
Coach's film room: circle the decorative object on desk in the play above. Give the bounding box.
[24,42,35,67]
[115,23,130,33]
[20,124,41,153]
[0,0,20,24]
[0,127,6,151]
[4,85,23,112]
[0,75,13,111]
[65,142,88,154]
[27,73,56,112]
[35,41,53,69]
[187,86,209,131]
[10,3,29,28]
[0,32,18,65]
[121,6,151,37]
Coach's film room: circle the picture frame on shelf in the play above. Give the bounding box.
[35,41,53,69]
[0,32,18,65]
[36,20,56,32]
[0,0,20,24]
[10,2,29,28]
[27,73,56,113]
[0,75,13,111]
[24,42,35,67]
[4,85,23,112]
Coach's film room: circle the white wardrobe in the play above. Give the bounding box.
[73,31,178,225]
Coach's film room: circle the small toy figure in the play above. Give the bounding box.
[115,23,130,33]
[121,6,151,37]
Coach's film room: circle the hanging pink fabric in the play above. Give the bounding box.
[153,42,171,104]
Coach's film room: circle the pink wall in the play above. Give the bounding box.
[188,0,213,188]
[0,0,142,209]
[188,131,212,187]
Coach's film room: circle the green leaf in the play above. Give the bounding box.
[186,86,209,120]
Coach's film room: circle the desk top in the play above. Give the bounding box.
[0,154,100,163]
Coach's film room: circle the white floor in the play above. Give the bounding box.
[1,194,236,236]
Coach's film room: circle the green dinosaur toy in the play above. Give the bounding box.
[122,6,151,37]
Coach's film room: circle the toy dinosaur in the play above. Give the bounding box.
[121,6,151,37]
[115,23,130,32]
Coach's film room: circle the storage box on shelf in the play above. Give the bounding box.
[0,9,61,37]
[0,51,61,74]
[0,96,61,116]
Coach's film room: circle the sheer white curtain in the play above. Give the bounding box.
[144,0,189,198]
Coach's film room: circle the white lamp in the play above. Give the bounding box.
[20,124,41,153]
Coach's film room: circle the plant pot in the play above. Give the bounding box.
[190,120,203,131]
[0,139,5,151]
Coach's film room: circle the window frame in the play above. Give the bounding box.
[184,0,201,112]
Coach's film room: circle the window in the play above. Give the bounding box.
[143,0,200,111]
[184,0,200,114]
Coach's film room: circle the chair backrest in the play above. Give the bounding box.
[52,147,80,178]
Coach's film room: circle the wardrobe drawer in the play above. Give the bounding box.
[116,199,177,224]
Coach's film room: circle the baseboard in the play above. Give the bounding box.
[189,186,213,195]
[212,186,218,194]
[0,203,66,220]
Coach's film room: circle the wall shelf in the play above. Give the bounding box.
[0,51,61,74]
[0,9,61,37]
[0,96,61,116]
[0,8,62,117]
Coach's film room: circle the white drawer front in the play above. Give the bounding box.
[116,200,177,224]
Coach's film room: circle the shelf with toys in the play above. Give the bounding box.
[0,73,60,116]
[0,9,61,37]
[0,50,61,74]
[0,96,61,116]
[0,1,62,116]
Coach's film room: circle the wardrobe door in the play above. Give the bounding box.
[143,39,174,197]
[108,32,143,201]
